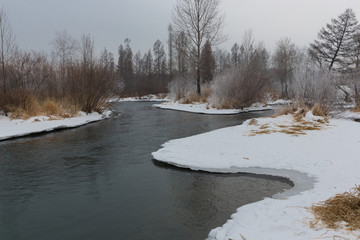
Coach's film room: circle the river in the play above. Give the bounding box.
[0,102,292,240]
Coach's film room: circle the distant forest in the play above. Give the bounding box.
[1,2,360,118]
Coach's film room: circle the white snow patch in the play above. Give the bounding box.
[152,113,360,239]
[153,101,273,115]
[114,94,169,102]
[0,111,112,141]
[334,109,360,121]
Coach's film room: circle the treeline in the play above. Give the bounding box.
[167,7,360,113]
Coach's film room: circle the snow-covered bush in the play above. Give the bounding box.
[211,67,268,109]
[168,75,196,101]
[291,57,336,114]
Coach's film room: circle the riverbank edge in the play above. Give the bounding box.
[0,111,112,141]
[152,113,360,239]
[152,99,291,115]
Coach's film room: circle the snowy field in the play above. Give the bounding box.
[152,112,360,239]
[153,101,274,115]
[0,111,112,141]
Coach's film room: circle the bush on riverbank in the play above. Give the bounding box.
[0,34,118,119]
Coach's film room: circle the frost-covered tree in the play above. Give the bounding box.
[168,24,175,79]
[292,55,336,111]
[309,8,359,70]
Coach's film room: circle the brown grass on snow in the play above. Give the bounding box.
[311,185,360,231]
[249,107,328,136]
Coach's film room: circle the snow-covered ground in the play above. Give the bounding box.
[111,94,169,102]
[152,112,360,239]
[153,101,274,115]
[0,111,112,141]
[334,109,360,121]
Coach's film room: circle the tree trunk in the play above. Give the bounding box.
[197,65,201,95]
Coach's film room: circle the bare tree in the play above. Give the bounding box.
[309,8,359,70]
[79,34,95,70]
[174,31,189,76]
[173,0,226,95]
[51,30,78,95]
[168,24,174,80]
[273,37,298,98]
[0,7,16,95]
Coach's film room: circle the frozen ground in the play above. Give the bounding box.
[0,111,112,141]
[153,101,274,115]
[152,112,360,239]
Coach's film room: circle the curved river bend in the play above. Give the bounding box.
[0,102,291,240]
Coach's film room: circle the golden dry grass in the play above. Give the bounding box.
[180,92,209,104]
[352,103,360,113]
[248,118,258,126]
[312,103,329,117]
[311,185,360,231]
[10,98,79,120]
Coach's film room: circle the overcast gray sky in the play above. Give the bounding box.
[1,0,360,56]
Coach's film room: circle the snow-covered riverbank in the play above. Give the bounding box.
[153,101,274,115]
[152,112,360,239]
[0,111,112,141]
[110,94,169,102]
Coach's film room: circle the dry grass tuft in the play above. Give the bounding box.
[312,103,329,117]
[311,185,360,231]
[180,91,209,104]
[248,118,258,126]
[352,104,360,113]
[293,108,308,122]
[217,99,243,110]
[43,99,59,116]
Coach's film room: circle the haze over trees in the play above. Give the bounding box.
[1,3,360,118]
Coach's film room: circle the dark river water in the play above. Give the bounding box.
[0,102,292,240]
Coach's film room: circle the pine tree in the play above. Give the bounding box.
[309,8,359,70]
[200,40,215,83]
